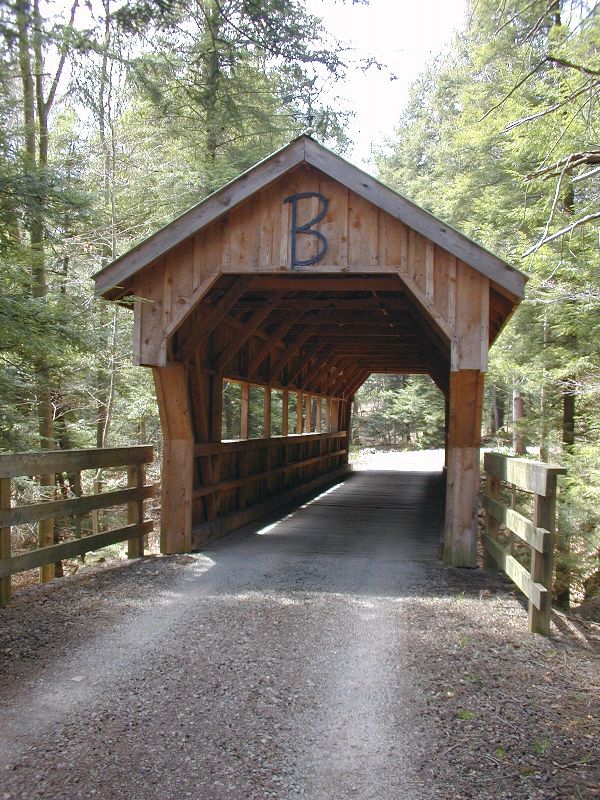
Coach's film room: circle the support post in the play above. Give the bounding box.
[444,369,484,566]
[1,478,11,607]
[39,473,55,583]
[127,464,145,559]
[530,475,557,635]
[153,364,194,554]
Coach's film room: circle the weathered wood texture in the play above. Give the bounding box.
[444,370,485,566]
[94,151,524,568]
[128,165,497,373]
[0,446,153,607]
[153,365,194,553]
[483,452,565,635]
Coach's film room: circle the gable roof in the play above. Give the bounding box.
[93,134,527,300]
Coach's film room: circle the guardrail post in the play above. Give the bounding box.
[39,472,56,583]
[484,473,501,570]
[530,475,556,635]
[1,478,11,607]
[127,464,145,559]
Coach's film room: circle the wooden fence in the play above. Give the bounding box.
[482,452,566,635]
[0,446,153,608]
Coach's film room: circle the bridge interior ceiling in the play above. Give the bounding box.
[169,274,464,398]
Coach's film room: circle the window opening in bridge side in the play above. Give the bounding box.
[248,385,265,439]
[287,391,299,435]
[271,390,283,436]
[311,396,319,432]
[321,398,328,432]
[221,380,334,441]
[222,379,242,440]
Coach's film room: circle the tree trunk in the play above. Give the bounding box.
[512,380,526,455]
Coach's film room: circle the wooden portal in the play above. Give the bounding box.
[94,135,526,566]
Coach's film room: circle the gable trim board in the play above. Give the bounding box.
[93,136,527,301]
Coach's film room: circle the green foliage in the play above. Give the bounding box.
[354,375,445,449]
[378,0,600,602]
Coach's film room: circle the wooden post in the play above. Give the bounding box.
[39,473,55,583]
[1,478,11,607]
[241,383,249,439]
[91,477,102,537]
[281,390,289,436]
[304,393,311,433]
[263,385,271,438]
[127,464,145,559]
[530,475,557,635]
[316,396,322,432]
[483,473,501,570]
[296,392,303,434]
[153,365,194,554]
[444,369,484,567]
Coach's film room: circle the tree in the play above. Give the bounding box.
[378,0,600,606]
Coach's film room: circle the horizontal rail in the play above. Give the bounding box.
[483,495,550,553]
[483,534,547,611]
[0,485,153,527]
[193,449,347,498]
[0,522,153,579]
[0,446,153,479]
[195,430,346,457]
[484,452,566,497]
[192,465,351,548]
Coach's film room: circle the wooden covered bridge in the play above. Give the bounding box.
[93,135,526,567]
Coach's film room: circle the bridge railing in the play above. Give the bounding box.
[482,452,566,635]
[0,446,153,608]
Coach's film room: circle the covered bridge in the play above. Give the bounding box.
[93,135,526,567]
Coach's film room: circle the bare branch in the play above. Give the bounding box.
[546,55,600,77]
[478,60,546,122]
[573,165,600,183]
[523,212,600,256]
[45,0,79,115]
[502,80,599,132]
[526,150,600,181]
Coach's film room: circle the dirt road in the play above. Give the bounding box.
[1,462,598,799]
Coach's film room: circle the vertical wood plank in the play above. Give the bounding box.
[425,240,434,301]
[444,369,484,566]
[153,365,194,554]
[264,386,272,438]
[296,392,303,434]
[530,476,556,635]
[483,474,501,569]
[282,390,289,437]
[0,478,11,607]
[39,473,55,583]
[127,464,144,559]
[319,175,348,266]
[241,383,249,439]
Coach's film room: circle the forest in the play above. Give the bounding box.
[0,0,598,605]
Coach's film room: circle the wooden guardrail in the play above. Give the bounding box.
[482,452,566,635]
[0,446,153,608]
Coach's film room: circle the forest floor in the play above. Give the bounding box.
[0,453,599,799]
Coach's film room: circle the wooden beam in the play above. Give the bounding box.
[269,329,312,381]
[245,276,405,292]
[153,364,194,554]
[240,382,249,439]
[444,369,484,567]
[163,271,221,339]
[247,313,301,376]
[176,277,253,361]
[287,341,325,387]
[212,292,283,371]
[0,478,10,607]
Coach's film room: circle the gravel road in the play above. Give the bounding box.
[1,461,598,799]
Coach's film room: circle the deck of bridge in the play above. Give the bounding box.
[203,465,445,563]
